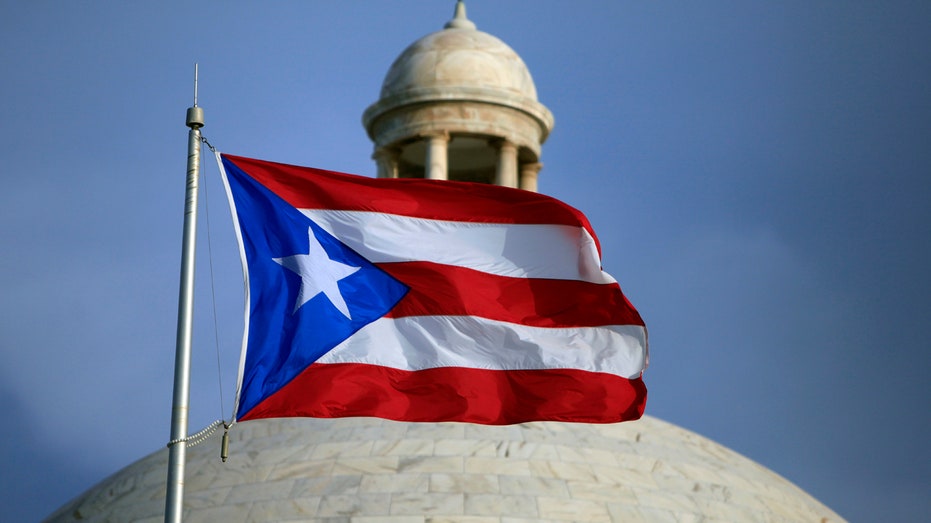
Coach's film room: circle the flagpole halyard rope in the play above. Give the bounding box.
[166,419,225,448]
[199,132,227,422]
[163,133,235,463]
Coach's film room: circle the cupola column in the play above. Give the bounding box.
[519,162,542,193]
[494,139,519,188]
[425,132,449,180]
[373,146,400,178]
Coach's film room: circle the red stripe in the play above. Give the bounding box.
[223,154,597,239]
[380,262,645,328]
[239,362,647,425]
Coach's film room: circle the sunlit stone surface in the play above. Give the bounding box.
[46,416,844,522]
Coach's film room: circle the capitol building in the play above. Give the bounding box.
[46,3,844,522]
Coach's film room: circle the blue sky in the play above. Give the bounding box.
[2,1,929,521]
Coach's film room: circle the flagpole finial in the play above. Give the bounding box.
[186,106,205,129]
[445,0,476,30]
[186,64,205,129]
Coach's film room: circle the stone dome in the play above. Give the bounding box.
[45,416,845,522]
[378,19,539,103]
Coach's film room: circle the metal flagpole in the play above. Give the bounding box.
[165,65,204,523]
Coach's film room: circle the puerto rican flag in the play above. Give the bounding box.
[219,153,647,425]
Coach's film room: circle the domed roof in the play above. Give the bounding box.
[45,416,845,522]
[363,1,553,145]
[379,15,539,102]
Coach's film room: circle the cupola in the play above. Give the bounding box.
[362,1,554,191]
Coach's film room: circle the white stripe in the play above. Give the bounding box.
[316,316,647,379]
[302,209,616,284]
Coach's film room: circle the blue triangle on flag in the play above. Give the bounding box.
[222,157,409,419]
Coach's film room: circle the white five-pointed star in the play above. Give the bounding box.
[273,228,361,319]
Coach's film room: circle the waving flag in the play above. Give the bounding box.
[219,153,647,425]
